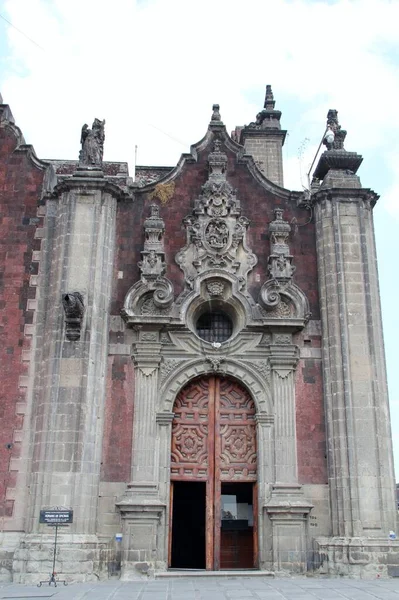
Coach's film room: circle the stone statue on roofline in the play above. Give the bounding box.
[79,118,105,167]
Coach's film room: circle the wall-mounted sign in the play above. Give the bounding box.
[39,510,73,525]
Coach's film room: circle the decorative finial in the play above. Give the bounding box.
[264,85,275,110]
[247,84,282,131]
[79,118,105,167]
[211,104,221,121]
[323,109,346,151]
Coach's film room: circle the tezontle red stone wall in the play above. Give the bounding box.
[0,107,45,515]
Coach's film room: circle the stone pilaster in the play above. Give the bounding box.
[312,120,397,540]
[265,335,313,572]
[269,336,299,483]
[130,334,162,488]
[116,331,166,577]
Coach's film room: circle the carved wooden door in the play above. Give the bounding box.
[170,376,257,570]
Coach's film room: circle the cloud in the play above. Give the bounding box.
[2,0,399,180]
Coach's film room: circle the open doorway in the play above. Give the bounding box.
[169,376,258,570]
[170,481,206,569]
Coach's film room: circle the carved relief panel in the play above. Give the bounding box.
[171,376,257,482]
[176,141,257,289]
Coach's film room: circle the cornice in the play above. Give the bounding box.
[52,174,130,201]
[132,120,306,206]
[311,187,379,208]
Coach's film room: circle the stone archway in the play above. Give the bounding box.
[168,374,258,570]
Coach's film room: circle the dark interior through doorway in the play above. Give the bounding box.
[170,481,206,569]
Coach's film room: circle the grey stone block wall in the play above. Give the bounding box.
[12,173,122,582]
[244,135,284,187]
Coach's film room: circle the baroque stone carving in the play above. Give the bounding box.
[138,205,166,278]
[62,292,84,341]
[323,109,346,151]
[262,300,292,319]
[211,104,221,121]
[123,205,174,320]
[206,281,225,296]
[176,140,257,289]
[79,119,105,167]
[141,298,168,316]
[140,332,157,342]
[160,358,183,383]
[274,333,292,345]
[259,208,310,323]
[314,110,363,180]
[246,85,283,133]
[160,332,172,344]
[206,355,225,372]
[268,208,295,282]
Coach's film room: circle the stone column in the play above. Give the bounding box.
[265,334,313,572]
[312,165,397,537]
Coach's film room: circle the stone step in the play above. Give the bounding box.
[155,570,275,578]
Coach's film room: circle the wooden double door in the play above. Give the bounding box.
[169,376,258,570]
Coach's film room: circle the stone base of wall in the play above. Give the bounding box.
[0,533,22,582]
[12,533,119,584]
[312,537,399,578]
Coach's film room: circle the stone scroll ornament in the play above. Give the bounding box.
[176,139,257,288]
[122,204,174,317]
[79,118,105,167]
[62,292,84,341]
[259,208,309,321]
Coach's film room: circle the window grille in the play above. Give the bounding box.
[196,311,232,343]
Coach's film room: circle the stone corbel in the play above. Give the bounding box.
[62,292,84,341]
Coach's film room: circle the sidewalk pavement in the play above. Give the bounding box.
[1,576,399,600]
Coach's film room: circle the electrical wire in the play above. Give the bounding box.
[0,12,46,52]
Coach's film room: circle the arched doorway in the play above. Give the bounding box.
[169,375,258,570]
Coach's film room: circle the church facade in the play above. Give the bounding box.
[0,86,398,581]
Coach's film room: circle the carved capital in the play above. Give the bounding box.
[255,413,274,425]
[269,343,299,373]
[132,345,162,375]
[156,412,175,426]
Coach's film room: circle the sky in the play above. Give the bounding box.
[1,0,399,476]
